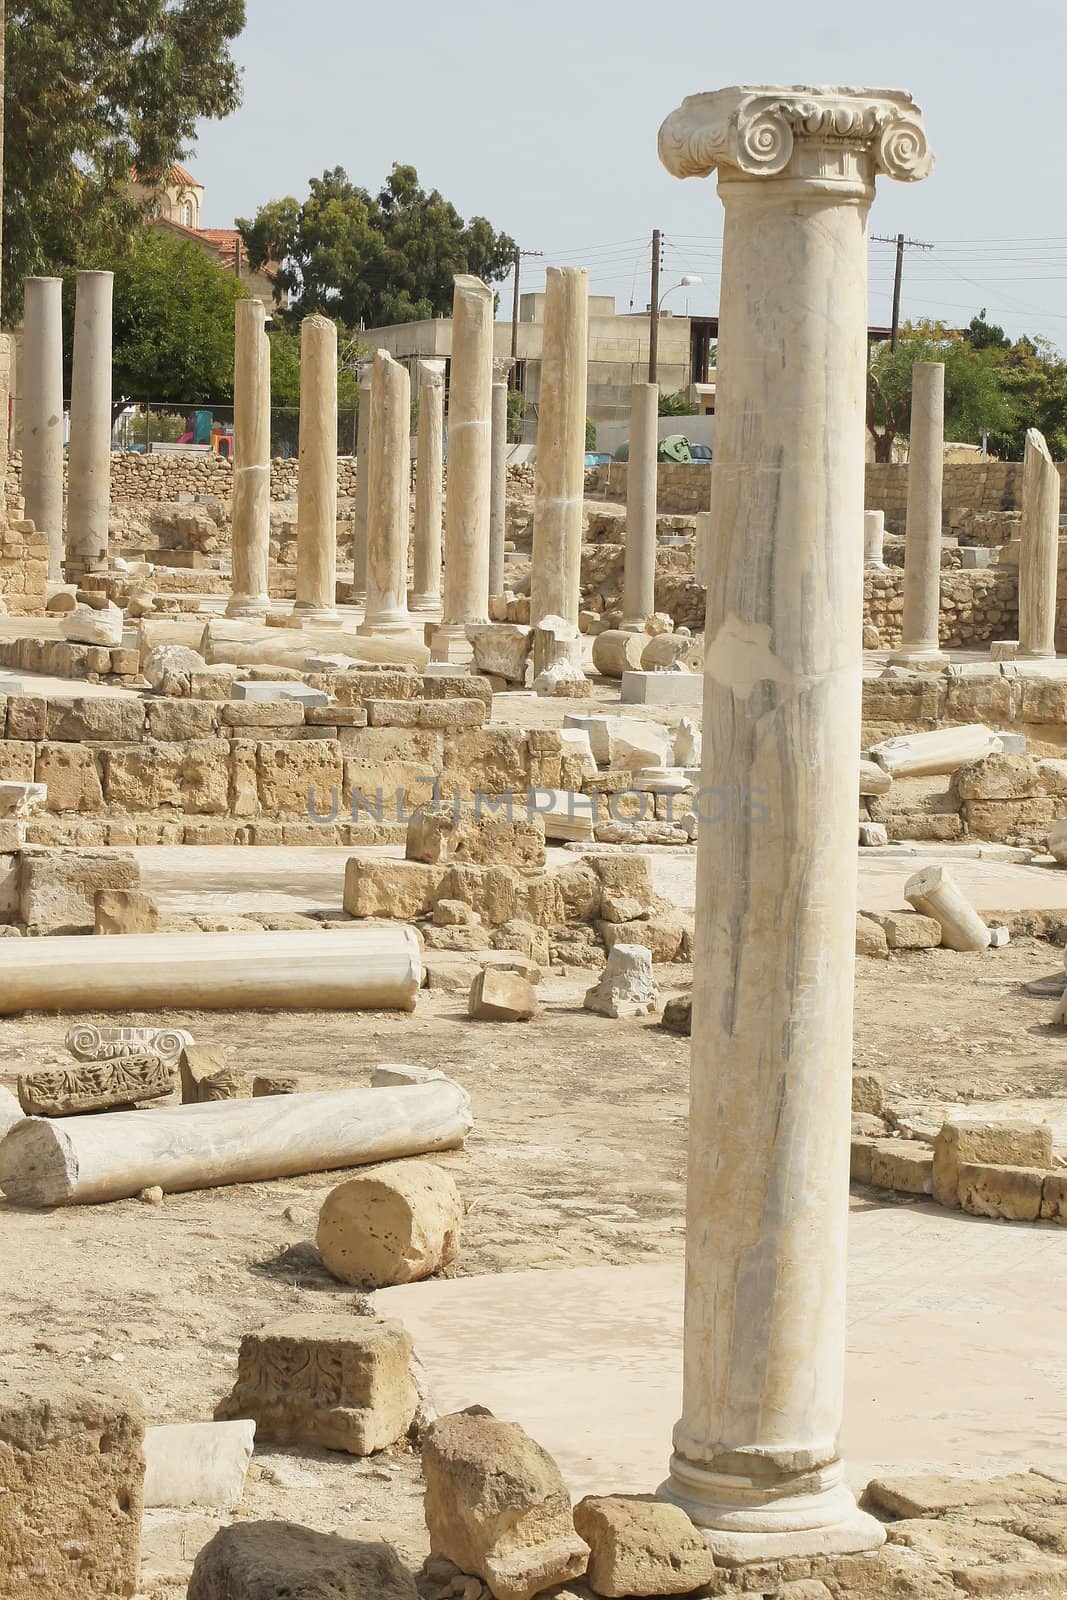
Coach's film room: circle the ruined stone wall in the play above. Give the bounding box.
[0,517,48,614]
[4,451,361,506]
[864,569,1021,650]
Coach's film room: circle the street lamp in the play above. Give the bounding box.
[649,275,704,385]
[659,273,703,310]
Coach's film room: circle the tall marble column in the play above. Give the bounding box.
[226,299,272,618]
[623,380,659,628]
[0,333,12,486]
[292,313,340,623]
[352,360,372,603]
[411,359,445,613]
[530,266,588,630]
[1018,427,1060,659]
[489,357,513,598]
[432,275,493,660]
[890,362,946,665]
[66,270,114,576]
[357,349,411,636]
[657,84,932,1563]
[22,276,64,579]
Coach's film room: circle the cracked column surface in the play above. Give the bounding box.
[657,84,933,1564]
[292,313,340,623]
[891,361,947,664]
[411,359,445,612]
[226,299,272,618]
[1018,427,1060,659]
[432,275,493,660]
[530,266,588,630]
[357,349,412,637]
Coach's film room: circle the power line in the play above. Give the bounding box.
[871,233,933,348]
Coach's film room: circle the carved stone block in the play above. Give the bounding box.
[18,1052,176,1116]
[214,1315,416,1455]
[66,1024,193,1068]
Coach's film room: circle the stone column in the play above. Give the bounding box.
[292,313,340,623]
[21,276,64,579]
[1018,427,1060,659]
[530,267,588,631]
[890,362,946,664]
[489,358,513,598]
[0,333,11,486]
[226,299,272,618]
[410,359,445,612]
[657,84,932,1563]
[432,275,494,660]
[863,509,886,569]
[66,270,114,576]
[623,380,659,628]
[352,361,372,602]
[357,349,411,636]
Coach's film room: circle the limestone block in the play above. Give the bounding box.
[200,1067,252,1101]
[590,855,655,907]
[865,910,941,950]
[370,1063,447,1087]
[442,727,530,800]
[864,1469,1067,1520]
[257,739,342,815]
[34,744,104,812]
[422,1411,589,1600]
[554,859,603,923]
[958,1161,1045,1221]
[953,752,1040,801]
[344,858,447,920]
[468,968,538,1021]
[965,796,1061,841]
[317,1161,462,1288]
[849,1137,880,1184]
[61,602,123,645]
[573,1495,715,1598]
[620,669,701,707]
[869,1142,933,1194]
[252,1074,298,1097]
[563,714,671,772]
[47,697,146,743]
[18,847,140,934]
[673,717,702,769]
[6,694,47,740]
[465,623,533,683]
[221,700,306,729]
[1040,1173,1067,1222]
[406,810,546,868]
[905,865,990,953]
[0,780,47,817]
[180,1044,229,1104]
[104,741,231,816]
[0,740,36,782]
[592,629,647,678]
[858,822,888,847]
[18,1051,174,1116]
[870,724,1002,779]
[143,643,208,693]
[852,1073,886,1116]
[214,1315,417,1455]
[0,1378,144,1598]
[143,1419,255,1511]
[188,1523,419,1600]
[146,699,218,741]
[95,889,159,935]
[236,682,329,707]
[584,943,659,1018]
[600,912,691,963]
[931,1118,1053,1209]
[0,1084,25,1138]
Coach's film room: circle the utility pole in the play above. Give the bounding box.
[510,247,544,388]
[648,228,663,383]
[872,232,933,349]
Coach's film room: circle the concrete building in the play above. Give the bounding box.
[362,293,716,436]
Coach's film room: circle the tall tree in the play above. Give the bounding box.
[238,163,517,327]
[3,0,245,321]
[866,323,1019,462]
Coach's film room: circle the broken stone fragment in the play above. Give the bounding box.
[316,1160,462,1288]
[252,1074,298,1097]
[422,1410,589,1600]
[17,1051,175,1116]
[468,967,538,1021]
[572,1494,716,1597]
[187,1522,418,1600]
[214,1314,417,1455]
[583,943,660,1019]
[180,1043,230,1104]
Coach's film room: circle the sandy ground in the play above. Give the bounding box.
[2,936,1067,1593]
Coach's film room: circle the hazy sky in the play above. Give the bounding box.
[193,0,1067,348]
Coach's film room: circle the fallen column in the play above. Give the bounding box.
[200,617,430,672]
[859,758,892,797]
[0,1078,473,1207]
[905,864,991,952]
[870,723,1001,778]
[0,926,422,1016]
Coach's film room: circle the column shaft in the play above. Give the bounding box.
[531,267,588,628]
[353,364,372,601]
[226,299,272,618]
[293,313,339,622]
[22,277,64,580]
[1018,427,1060,659]
[411,360,445,612]
[433,275,493,658]
[489,361,511,597]
[358,350,411,636]
[623,380,659,628]
[891,362,945,662]
[863,509,886,569]
[66,270,114,575]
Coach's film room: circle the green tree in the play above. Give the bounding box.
[4,0,246,322]
[238,163,516,327]
[658,389,697,417]
[986,336,1067,459]
[63,229,245,405]
[866,322,1019,462]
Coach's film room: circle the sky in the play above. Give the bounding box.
[192,0,1067,350]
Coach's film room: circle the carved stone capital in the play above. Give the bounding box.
[418,358,446,389]
[493,357,515,383]
[659,84,932,187]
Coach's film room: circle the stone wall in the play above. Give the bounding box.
[4,450,361,506]
[865,569,1020,650]
[0,517,48,614]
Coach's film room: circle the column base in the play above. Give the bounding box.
[356,614,413,638]
[408,591,442,615]
[620,617,650,633]
[658,1464,885,1567]
[286,605,341,627]
[1016,647,1056,661]
[886,648,948,670]
[225,595,271,619]
[430,623,478,664]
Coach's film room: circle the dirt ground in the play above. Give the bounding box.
[2,938,1066,1595]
